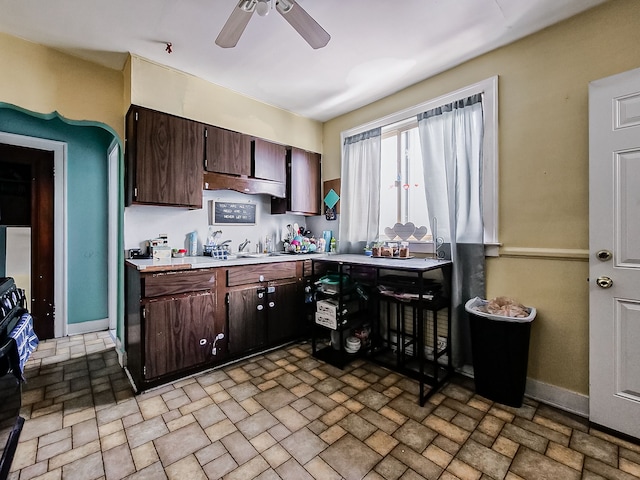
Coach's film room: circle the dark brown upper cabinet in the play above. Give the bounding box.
[252,138,286,183]
[126,106,204,209]
[203,135,287,198]
[272,147,322,216]
[204,125,251,176]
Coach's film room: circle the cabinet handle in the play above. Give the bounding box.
[199,339,207,346]
[268,301,275,308]
[259,275,265,282]
[212,332,224,355]
[257,305,264,311]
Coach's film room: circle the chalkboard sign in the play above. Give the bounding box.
[212,201,256,224]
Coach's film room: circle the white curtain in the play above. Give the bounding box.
[418,94,485,367]
[339,128,382,253]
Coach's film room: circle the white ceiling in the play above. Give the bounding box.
[0,0,607,122]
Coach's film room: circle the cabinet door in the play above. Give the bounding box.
[131,107,204,208]
[272,147,322,215]
[144,292,215,379]
[204,125,251,176]
[266,281,301,345]
[227,287,267,354]
[290,148,321,215]
[253,138,286,183]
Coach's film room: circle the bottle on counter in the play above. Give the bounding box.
[330,237,336,253]
[322,230,333,252]
[188,231,198,256]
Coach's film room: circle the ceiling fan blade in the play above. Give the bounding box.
[276,0,330,49]
[216,0,257,48]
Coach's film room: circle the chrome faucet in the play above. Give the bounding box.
[238,239,250,252]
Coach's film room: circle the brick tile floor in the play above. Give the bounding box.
[8,332,640,479]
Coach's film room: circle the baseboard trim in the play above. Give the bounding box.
[526,377,589,418]
[66,318,109,336]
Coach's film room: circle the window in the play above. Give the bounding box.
[379,119,431,240]
[341,76,498,254]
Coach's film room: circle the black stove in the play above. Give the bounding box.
[0,277,31,480]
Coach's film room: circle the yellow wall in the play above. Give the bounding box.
[323,0,640,395]
[0,32,125,138]
[0,36,322,153]
[129,55,323,153]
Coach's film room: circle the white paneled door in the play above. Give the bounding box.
[589,67,640,439]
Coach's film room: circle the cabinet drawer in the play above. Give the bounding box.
[303,260,313,278]
[305,260,328,278]
[227,262,296,286]
[143,269,217,297]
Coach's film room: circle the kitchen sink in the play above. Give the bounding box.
[237,252,281,258]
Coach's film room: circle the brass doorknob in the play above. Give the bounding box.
[596,276,613,289]
[596,250,613,261]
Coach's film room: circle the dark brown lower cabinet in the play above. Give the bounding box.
[125,261,305,392]
[125,265,226,392]
[226,279,301,355]
[227,286,267,354]
[143,292,216,379]
[266,281,300,345]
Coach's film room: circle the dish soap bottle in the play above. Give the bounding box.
[330,237,336,253]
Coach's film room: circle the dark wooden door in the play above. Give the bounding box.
[289,148,321,215]
[0,143,55,340]
[252,138,286,183]
[131,107,204,208]
[144,292,215,379]
[227,286,267,354]
[204,126,251,176]
[266,281,300,345]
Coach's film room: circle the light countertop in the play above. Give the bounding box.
[126,252,330,272]
[312,254,452,272]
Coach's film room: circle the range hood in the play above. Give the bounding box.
[203,172,286,198]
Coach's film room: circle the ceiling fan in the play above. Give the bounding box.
[216,0,330,49]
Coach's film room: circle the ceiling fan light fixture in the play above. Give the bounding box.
[256,0,270,17]
[216,0,330,49]
[275,0,330,49]
[216,0,257,48]
[240,0,257,13]
[275,0,293,15]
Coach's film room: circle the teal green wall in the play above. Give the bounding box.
[0,105,117,325]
